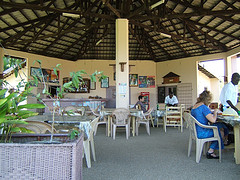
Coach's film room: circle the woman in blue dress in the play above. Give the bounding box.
[191,90,229,159]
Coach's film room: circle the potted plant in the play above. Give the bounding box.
[0,58,106,179]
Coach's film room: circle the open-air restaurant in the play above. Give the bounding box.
[0,1,240,179]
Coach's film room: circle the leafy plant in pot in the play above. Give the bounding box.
[31,60,106,142]
[0,58,106,179]
[1,59,106,143]
[0,59,45,143]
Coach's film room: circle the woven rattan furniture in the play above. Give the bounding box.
[0,134,83,180]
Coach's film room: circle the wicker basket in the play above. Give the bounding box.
[0,134,83,180]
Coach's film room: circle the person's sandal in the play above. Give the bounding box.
[206,152,219,159]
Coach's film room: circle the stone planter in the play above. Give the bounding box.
[0,134,83,180]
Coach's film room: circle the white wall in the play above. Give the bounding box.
[156,57,198,107]
[156,53,229,107]
[2,47,239,110]
[198,71,211,93]
[198,71,220,102]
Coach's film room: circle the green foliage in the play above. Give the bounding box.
[1,58,106,143]
[0,88,45,143]
[69,129,80,140]
[0,59,45,143]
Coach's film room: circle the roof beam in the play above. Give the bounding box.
[102,0,121,18]
[3,20,113,46]
[129,20,224,51]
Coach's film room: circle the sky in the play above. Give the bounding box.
[199,59,225,82]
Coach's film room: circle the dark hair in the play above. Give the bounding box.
[138,95,144,100]
[232,72,240,79]
[231,73,240,85]
[196,90,212,105]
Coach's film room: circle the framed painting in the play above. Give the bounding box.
[101,77,109,88]
[139,76,147,88]
[30,67,42,81]
[129,74,138,87]
[31,67,59,83]
[49,70,59,83]
[62,77,90,93]
[147,76,155,88]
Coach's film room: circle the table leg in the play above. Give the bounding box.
[107,115,111,137]
[234,124,240,164]
[132,116,135,136]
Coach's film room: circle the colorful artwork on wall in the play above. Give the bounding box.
[30,67,59,83]
[139,76,147,88]
[139,76,155,88]
[147,76,155,88]
[101,77,109,88]
[129,74,138,87]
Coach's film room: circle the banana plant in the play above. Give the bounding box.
[0,89,45,143]
[1,57,106,143]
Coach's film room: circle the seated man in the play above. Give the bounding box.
[165,92,178,107]
[134,95,147,113]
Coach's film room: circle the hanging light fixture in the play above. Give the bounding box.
[150,0,165,10]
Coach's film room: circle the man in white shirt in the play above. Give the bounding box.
[220,73,240,112]
[165,92,178,107]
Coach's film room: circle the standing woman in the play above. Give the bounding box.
[191,90,229,159]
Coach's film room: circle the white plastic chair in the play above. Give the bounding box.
[15,121,57,134]
[164,106,183,132]
[136,108,154,135]
[183,112,221,163]
[90,107,108,136]
[62,106,85,116]
[111,108,131,140]
[83,117,100,168]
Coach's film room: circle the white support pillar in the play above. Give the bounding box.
[226,56,232,82]
[115,19,129,109]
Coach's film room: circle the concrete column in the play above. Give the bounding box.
[226,56,232,82]
[115,19,129,108]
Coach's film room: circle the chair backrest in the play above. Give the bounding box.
[180,104,185,110]
[145,107,153,115]
[183,112,196,139]
[16,121,57,134]
[183,112,218,139]
[90,105,101,117]
[135,104,141,110]
[90,117,100,135]
[76,106,85,116]
[62,106,85,116]
[143,107,153,119]
[82,117,100,141]
[112,108,130,125]
[165,106,182,120]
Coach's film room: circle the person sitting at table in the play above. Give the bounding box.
[134,95,147,113]
[191,90,229,159]
[220,72,240,113]
[165,92,178,107]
